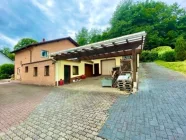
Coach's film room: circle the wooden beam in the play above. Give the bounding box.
[126,39,129,44]
[82,49,92,60]
[112,42,121,55]
[101,44,111,58]
[132,48,137,82]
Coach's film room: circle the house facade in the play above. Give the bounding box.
[0,52,14,65]
[12,37,79,86]
[13,31,145,86]
[13,38,127,86]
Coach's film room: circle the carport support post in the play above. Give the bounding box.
[55,61,59,86]
[132,48,137,93]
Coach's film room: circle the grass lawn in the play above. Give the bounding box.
[155,60,186,74]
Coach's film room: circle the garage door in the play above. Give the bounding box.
[101,59,116,75]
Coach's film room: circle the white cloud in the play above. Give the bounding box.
[46,0,54,7]
[67,30,76,39]
[30,0,55,22]
[79,2,84,12]
[0,33,19,47]
[76,0,120,31]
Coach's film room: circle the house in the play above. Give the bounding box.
[13,31,146,87]
[12,37,79,86]
[0,52,14,65]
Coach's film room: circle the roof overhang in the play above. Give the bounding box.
[51,31,146,60]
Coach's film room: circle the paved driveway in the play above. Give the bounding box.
[0,83,119,139]
[1,63,186,140]
[0,82,52,133]
[99,63,186,140]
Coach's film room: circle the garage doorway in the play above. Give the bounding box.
[85,64,93,77]
[101,59,116,75]
[94,63,99,76]
[64,65,70,84]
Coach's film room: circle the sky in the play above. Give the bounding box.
[0,0,185,50]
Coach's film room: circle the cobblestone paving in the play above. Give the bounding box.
[0,83,51,132]
[0,88,118,140]
[98,63,186,140]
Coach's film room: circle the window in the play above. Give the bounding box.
[33,67,38,76]
[73,66,79,75]
[25,66,28,73]
[44,66,49,76]
[41,50,49,58]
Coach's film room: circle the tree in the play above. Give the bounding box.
[109,0,186,50]
[75,28,89,46]
[89,29,102,43]
[175,36,186,61]
[0,47,15,60]
[14,38,38,50]
[75,0,186,50]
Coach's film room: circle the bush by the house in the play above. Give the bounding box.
[159,50,175,62]
[140,50,158,62]
[175,37,186,61]
[0,74,10,79]
[0,64,14,79]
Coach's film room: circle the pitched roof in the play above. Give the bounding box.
[12,37,79,53]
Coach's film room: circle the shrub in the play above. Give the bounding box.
[152,46,172,54]
[159,50,175,62]
[0,64,14,79]
[0,74,10,79]
[140,50,158,62]
[175,36,186,61]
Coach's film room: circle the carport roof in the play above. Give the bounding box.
[50,31,146,60]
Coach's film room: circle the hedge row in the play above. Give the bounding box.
[140,36,186,62]
[140,47,175,62]
[0,64,14,79]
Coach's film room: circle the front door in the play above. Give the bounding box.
[85,64,93,77]
[64,65,70,84]
[94,63,99,76]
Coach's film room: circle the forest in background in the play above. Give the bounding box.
[75,0,186,50]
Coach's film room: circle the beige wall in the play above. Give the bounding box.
[56,60,93,81]
[31,40,76,62]
[22,60,55,86]
[14,39,77,84]
[92,56,122,74]
[14,48,31,80]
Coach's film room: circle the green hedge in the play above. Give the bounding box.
[152,46,172,54]
[159,50,175,62]
[140,50,158,62]
[0,64,14,79]
[0,74,10,79]
[140,46,176,62]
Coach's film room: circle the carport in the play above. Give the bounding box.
[51,31,146,90]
